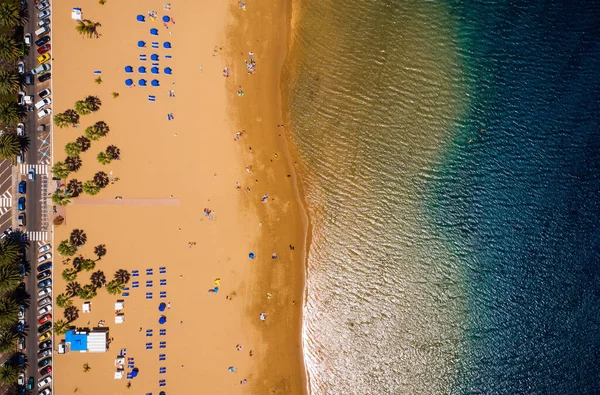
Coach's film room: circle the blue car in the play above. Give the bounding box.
[37,262,51,272]
[17,197,25,211]
[18,181,25,194]
[37,279,51,289]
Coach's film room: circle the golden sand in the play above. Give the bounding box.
[51,0,306,393]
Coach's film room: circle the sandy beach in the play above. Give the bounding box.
[51,0,307,394]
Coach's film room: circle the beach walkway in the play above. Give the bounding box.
[71,199,181,205]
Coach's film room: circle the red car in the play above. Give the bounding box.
[40,366,52,376]
[38,314,51,325]
[37,44,51,54]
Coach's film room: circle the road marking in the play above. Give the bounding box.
[19,164,49,176]
[24,231,48,241]
[0,191,11,207]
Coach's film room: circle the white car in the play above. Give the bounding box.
[17,373,24,386]
[28,167,35,181]
[38,244,51,253]
[38,376,52,388]
[37,18,50,27]
[39,389,51,395]
[36,0,49,11]
[38,252,52,263]
[39,89,51,99]
[24,33,31,46]
[16,123,24,136]
[17,61,24,74]
[38,305,52,315]
[38,296,51,306]
[34,97,51,110]
[37,287,51,298]
[37,9,50,19]
[37,108,51,119]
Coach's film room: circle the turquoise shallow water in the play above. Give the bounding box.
[286,0,600,394]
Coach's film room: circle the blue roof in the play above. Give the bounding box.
[65,330,87,351]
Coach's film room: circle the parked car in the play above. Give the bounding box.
[39,244,51,253]
[27,377,34,390]
[36,0,49,11]
[34,97,51,110]
[38,72,51,83]
[38,331,51,342]
[37,357,51,368]
[35,35,50,47]
[37,53,50,64]
[38,89,51,99]
[17,372,24,385]
[25,34,32,46]
[37,44,51,54]
[38,322,52,333]
[17,197,25,211]
[37,279,51,289]
[37,262,51,272]
[39,366,52,376]
[38,348,52,359]
[17,335,25,350]
[37,18,50,27]
[24,73,33,85]
[16,123,24,136]
[38,253,52,263]
[39,388,51,395]
[38,314,52,326]
[18,181,25,194]
[37,376,51,388]
[17,61,24,74]
[36,270,50,281]
[17,213,25,227]
[18,305,25,320]
[39,340,51,349]
[37,287,51,298]
[37,9,50,19]
[37,108,51,119]
[16,150,23,164]
[28,168,35,181]
[38,304,52,315]
[31,63,50,75]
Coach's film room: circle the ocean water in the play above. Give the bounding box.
[283,0,600,394]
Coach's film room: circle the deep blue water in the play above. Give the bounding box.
[433,1,600,393]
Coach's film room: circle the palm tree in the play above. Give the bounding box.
[53,112,72,128]
[0,265,22,293]
[53,319,69,335]
[83,363,91,373]
[106,145,121,160]
[76,19,102,38]
[78,284,97,300]
[62,268,78,282]
[56,293,72,309]
[0,132,21,160]
[106,280,124,295]
[52,190,72,206]
[0,240,20,265]
[0,330,18,353]
[93,171,109,188]
[52,161,71,179]
[114,269,131,284]
[0,364,19,384]
[0,36,20,62]
[65,156,82,172]
[76,136,91,152]
[72,256,83,271]
[83,180,101,195]
[96,151,111,165]
[74,100,92,115]
[0,298,18,326]
[64,109,80,125]
[64,306,79,322]
[0,70,19,94]
[80,259,95,272]
[65,142,82,157]
[94,244,107,259]
[85,121,109,140]
[0,2,25,29]
[57,240,77,256]
[70,229,87,247]
[66,179,83,197]
[66,282,81,297]
[90,270,106,288]
[85,96,102,110]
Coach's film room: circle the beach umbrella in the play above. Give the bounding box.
[158,303,166,312]
[139,79,147,86]
[163,41,171,49]
[159,316,167,325]
[125,79,133,86]
[164,67,172,75]
[124,66,133,73]
[138,66,146,73]
[150,28,159,36]
[160,392,166,395]
[136,15,145,22]
[151,79,160,87]
[249,252,255,259]
[151,67,159,74]
[131,368,139,378]
[162,15,170,22]
[137,40,145,48]
[151,54,159,61]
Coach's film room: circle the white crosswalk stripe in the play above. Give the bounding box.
[0,190,11,208]
[0,207,9,215]
[19,164,49,176]
[25,231,48,241]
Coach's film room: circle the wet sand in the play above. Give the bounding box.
[52,0,306,394]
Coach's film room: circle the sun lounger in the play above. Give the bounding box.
[132,270,139,277]
[146,342,153,349]
[123,287,129,291]
[159,267,166,273]
[122,292,129,297]
[146,280,153,286]
[146,293,153,299]
[127,373,133,379]
[94,70,101,74]
[146,333,153,337]
[120,349,126,356]
[132,281,139,288]
[159,329,166,336]
[160,279,167,286]
[159,354,166,361]
[159,292,167,299]
[148,95,156,102]
[146,269,153,275]
[165,55,172,59]
[159,342,166,348]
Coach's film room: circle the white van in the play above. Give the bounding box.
[35,26,49,37]
[34,97,51,110]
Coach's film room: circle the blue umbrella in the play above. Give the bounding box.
[137,40,145,48]
[151,67,159,74]
[163,41,171,49]
[139,79,147,86]
[136,15,145,22]
[159,316,167,325]
[164,67,172,75]
[158,303,166,312]
[162,15,170,22]
[249,252,255,259]
[151,54,159,61]
[151,79,160,87]
[124,66,133,73]
[125,79,133,86]
[131,368,139,378]
[138,66,146,73]
[150,28,159,36]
